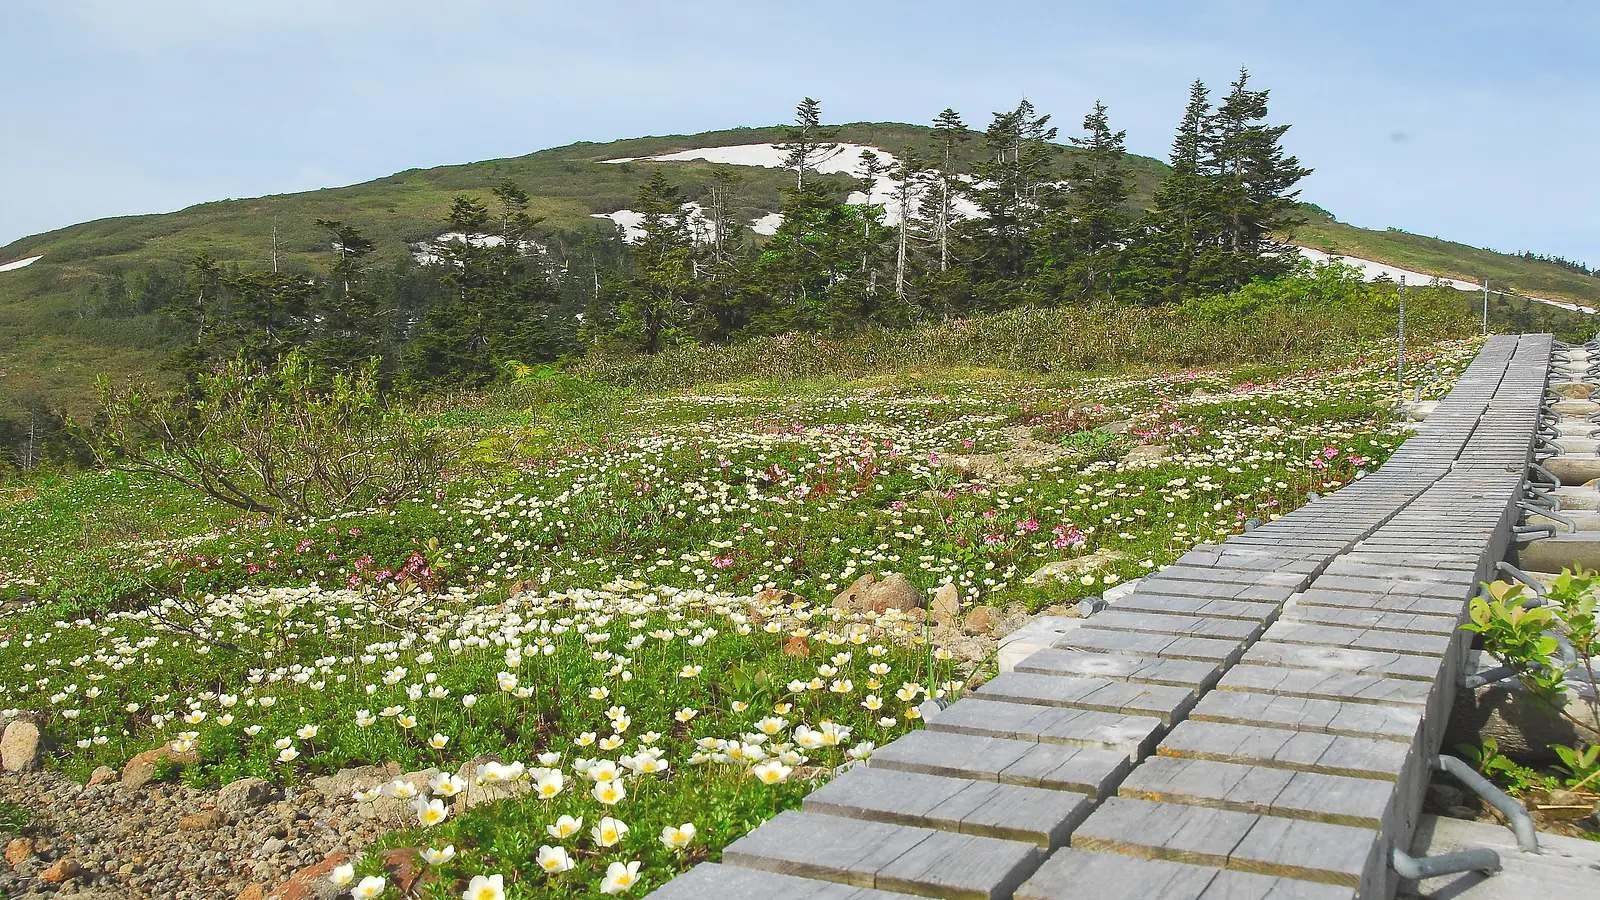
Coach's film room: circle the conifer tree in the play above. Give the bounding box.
[775,97,839,190]
[928,109,971,274]
[963,100,1061,301]
[310,219,386,375]
[401,185,559,388]
[1033,102,1132,300]
[613,170,699,353]
[1206,69,1312,289]
[1127,80,1224,303]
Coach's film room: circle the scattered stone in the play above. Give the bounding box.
[862,573,923,615]
[1029,550,1127,584]
[218,777,275,818]
[454,763,532,812]
[832,574,876,612]
[179,809,223,830]
[963,606,993,635]
[39,856,82,884]
[782,635,810,658]
[931,583,961,624]
[121,741,199,790]
[0,720,42,772]
[1122,443,1170,466]
[309,763,401,801]
[238,886,266,900]
[1101,419,1133,434]
[755,588,802,608]
[266,851,347,900]
[87,765,118,786]
[5,837,33,868]
[380,847,430,894]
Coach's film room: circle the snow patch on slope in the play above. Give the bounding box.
[1296,247,1593,314]
[0,255,42,273]
[412,233,541,265]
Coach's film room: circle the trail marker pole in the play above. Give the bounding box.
[1482,278,1490,335]
[1398,275,1407,405]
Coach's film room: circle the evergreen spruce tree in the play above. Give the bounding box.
[1033,101,1132,300]
[613,170,700,353]
[401,185,560,388]
[775,97,839,190]
[309,219,386,375]
[1206,69,1313,289]
[1127,80,1223,303]
[963,100,1060,303]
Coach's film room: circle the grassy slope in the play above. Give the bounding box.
[0,120,1590,416]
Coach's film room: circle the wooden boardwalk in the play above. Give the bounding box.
[647,335,1551,900]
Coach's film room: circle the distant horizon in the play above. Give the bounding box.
[4,1,1596,263]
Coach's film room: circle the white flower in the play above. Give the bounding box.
[660,822,697,849]
[352,875,386,899]
[600,860,642,894]
[428,733,450,750]
[547,814,582,839]
[536,845,575,873]
[422,845,456,865]
[353,786,383,803]
[329,863,355,887]
[277,747,300,764]
[463,873,506,900]
[751,760,793,785]
[535,770,565,799]
[415,797,449,826]
[296,724,319,740]
[591,815,628,847]
[389,778,419,799]
[429,772,466,797]
[592,779,626,805]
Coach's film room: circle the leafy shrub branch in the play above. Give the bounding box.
[91,351,447,517]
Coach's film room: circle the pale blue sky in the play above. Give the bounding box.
[4,1,1597,264]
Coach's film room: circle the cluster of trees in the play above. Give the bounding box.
[143,69,1310,384]
[589,71,1311,350]
[1517,251,1595,277]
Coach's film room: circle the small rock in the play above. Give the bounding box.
[178,810,222,831]
[1446,805,1478,820]
[1426,783,1464,810]
[963,606,993,635]
[237,886,266,900]
[308,763,400,801]
[265,851,346,900]
[1122,443,1170,467]
[379,847,430,894]
[217,777,274,818]
[755,588,802,608]
[40,857,82,884]
[1030,550,1127,584]
[0,721,42,772]
[862,573,923,615]
[832,574,876,612]
[121,741,199,790]
[5,837,33,868]
[87,765,118,786]
[782,635,810,658]
[931,584,961,624]
[260,837,286,857]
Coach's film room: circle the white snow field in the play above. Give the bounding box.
[0,255,42,273]
[1295,247,1593,314]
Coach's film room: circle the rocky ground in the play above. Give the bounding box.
[0,765,395,900]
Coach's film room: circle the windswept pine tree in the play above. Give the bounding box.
[775,97,840,190]
[309,219,387,376]
[401,184,560,388]
[610,171,700,354]
[963,100,1061,303]
[1207,68,1313,289]
[1128,79,1219,303]
[1033,101,1132,301]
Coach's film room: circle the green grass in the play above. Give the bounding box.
[0,325,1481,896]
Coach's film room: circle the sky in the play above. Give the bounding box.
[3,0,1597,265]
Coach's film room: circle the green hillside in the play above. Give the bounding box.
[0,121,1592,417]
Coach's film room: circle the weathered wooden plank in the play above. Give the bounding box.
[1259,621,1453,657]
[648,864,930,900]
[721,810,1041,900]
[1242,641,1445,682]
[976,671,1196,724]
[1188,690,1422,743]
[1015,648,1221,690]
[1015,849,1356,900]
[1157,720,1408,780]
[803,766,1092,848]
[927,698,1165,759]
[1055,628,1244,665]
[1217,664,1431,707]
[1118,756,1395,828]
[1083,610,1264,641]
[1110,593,1282,623]
[1281,604,1461,634]
[866,729,1129,798]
